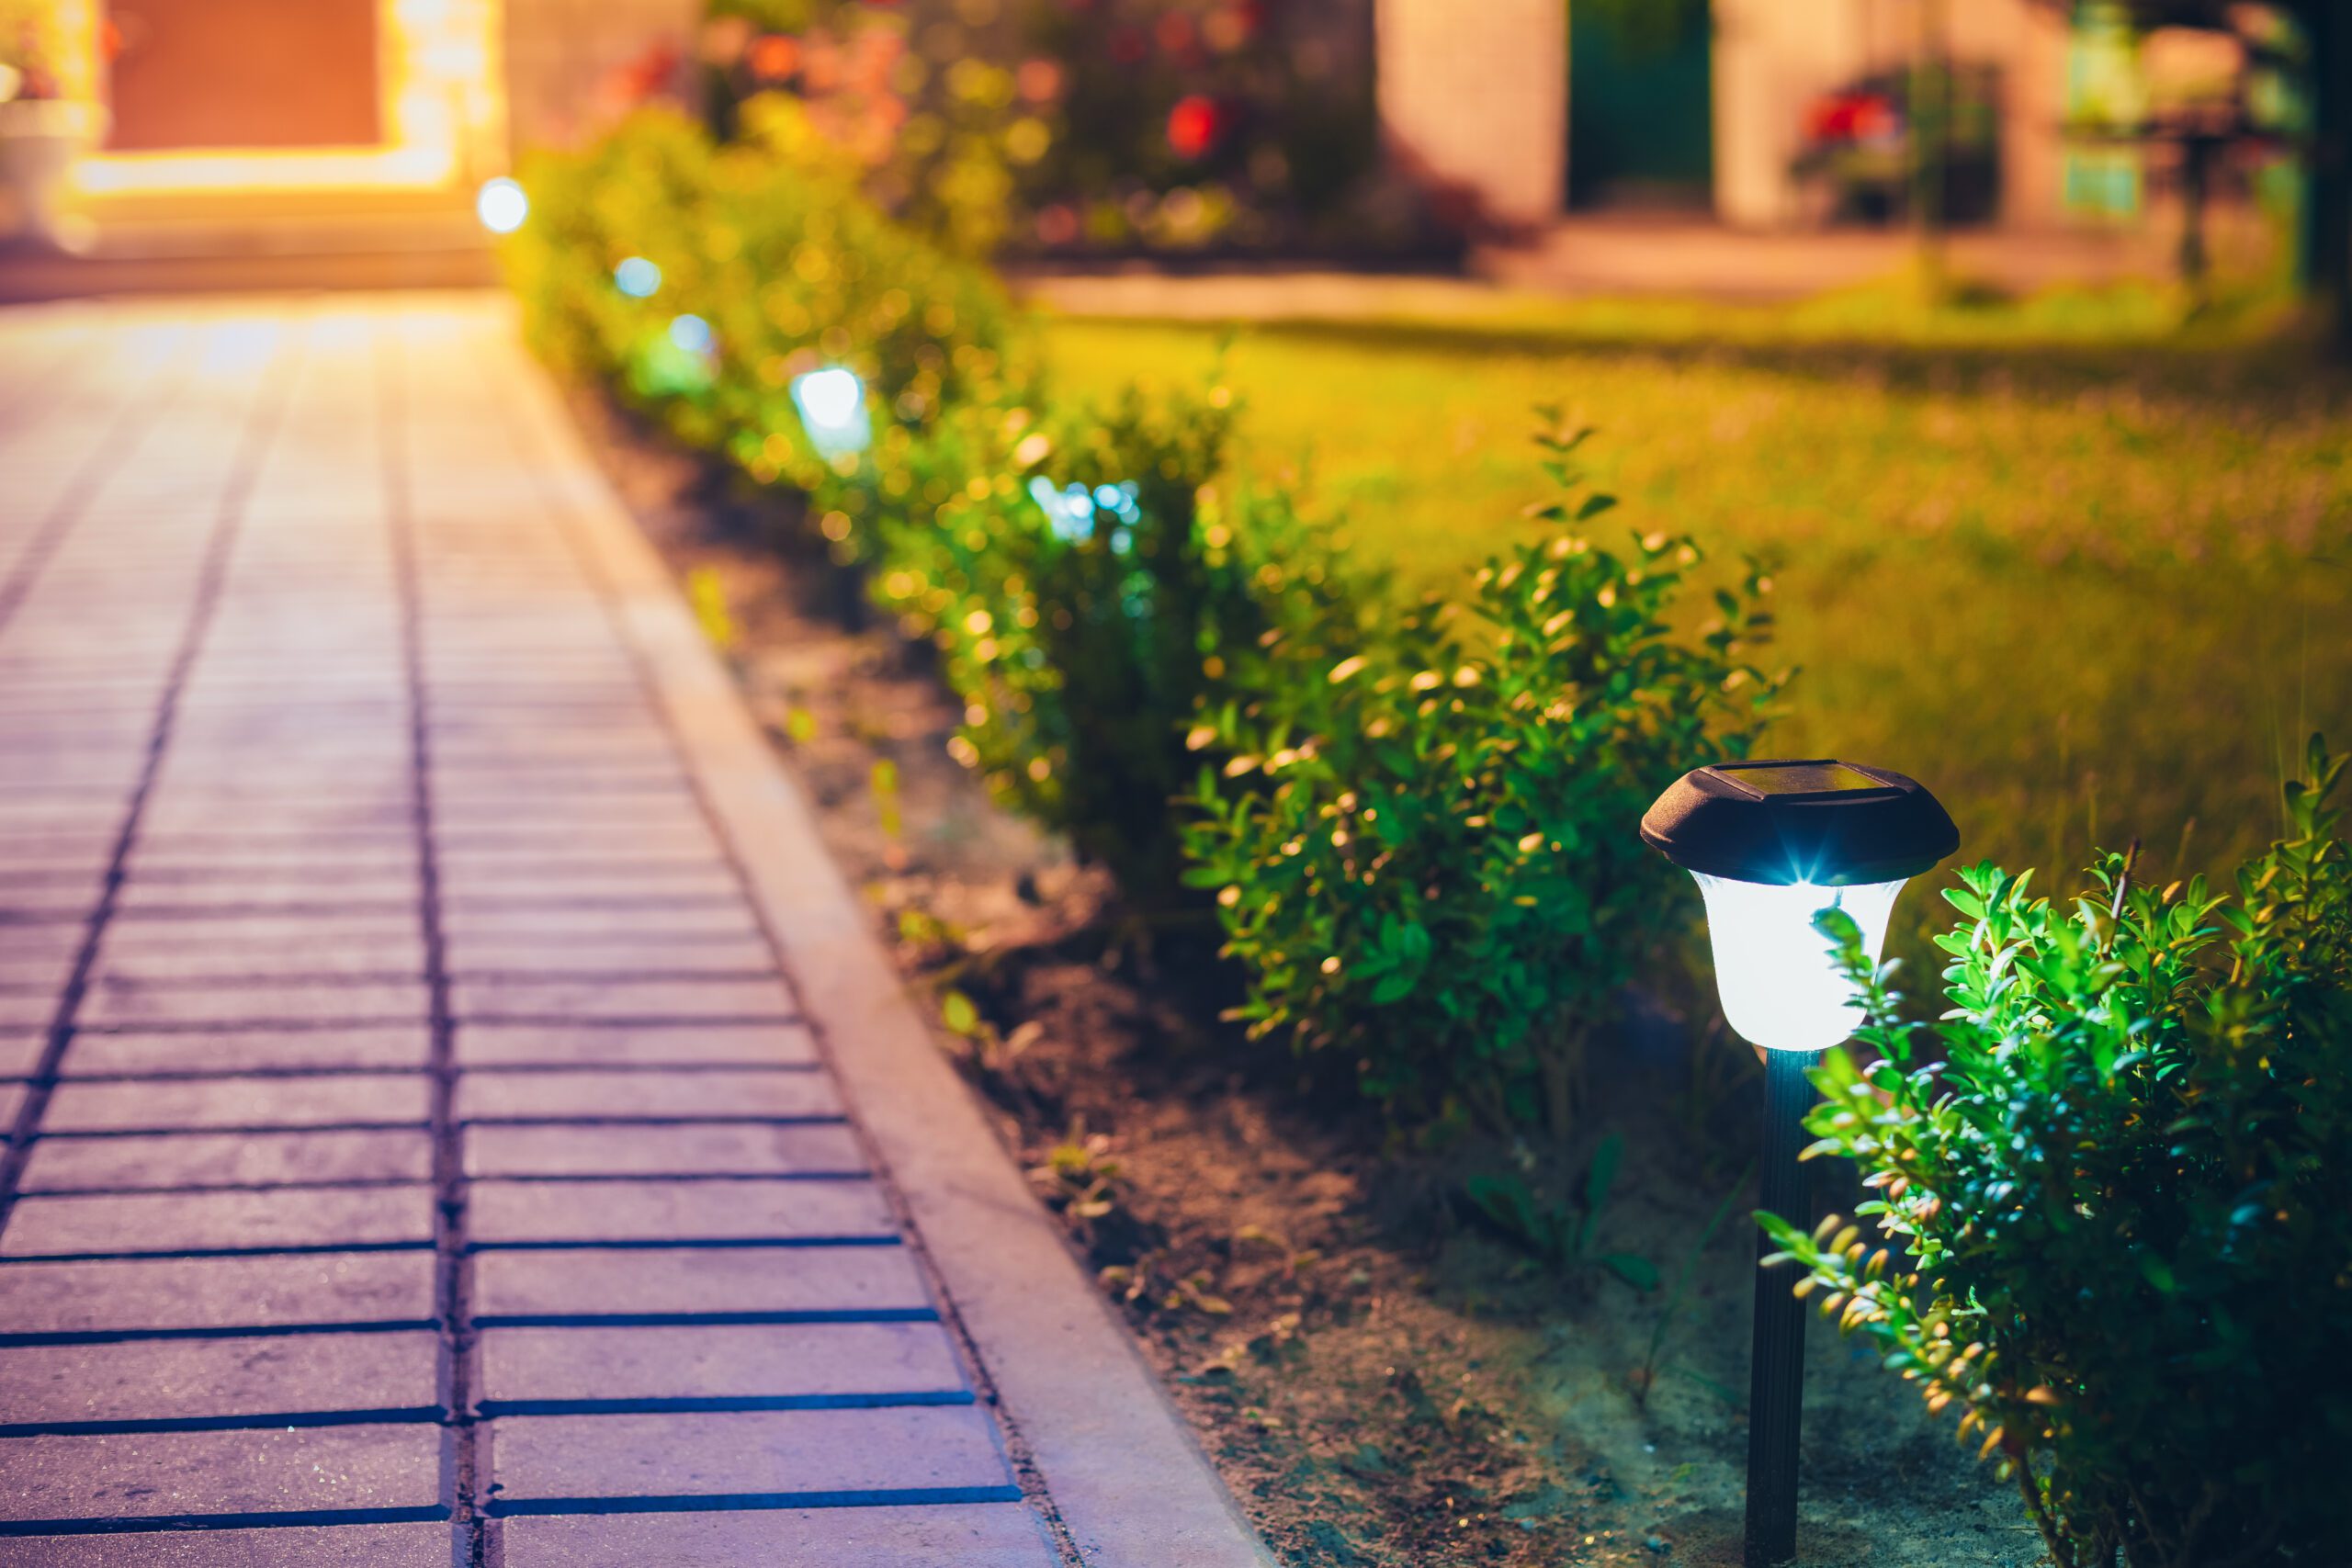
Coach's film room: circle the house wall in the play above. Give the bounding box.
[1374,0,1565,233]
[1712,0,2075,230]
[503,0,702,154]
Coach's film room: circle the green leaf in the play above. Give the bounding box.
[1600,1252,1658,1292]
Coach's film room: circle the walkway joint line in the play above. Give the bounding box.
[381,309,487,1567]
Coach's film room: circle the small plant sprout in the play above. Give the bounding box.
[789,367,872,459]
[1641,759,1959,1568]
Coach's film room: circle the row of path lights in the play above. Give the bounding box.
[1642,761,1958,1568]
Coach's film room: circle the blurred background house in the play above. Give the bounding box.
[0,0,2323,293]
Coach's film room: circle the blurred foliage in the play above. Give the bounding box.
[507,105,1017,487]
[1182,422,1781,1133]
[1763,738,2352,1568]
[695,0,1437,258]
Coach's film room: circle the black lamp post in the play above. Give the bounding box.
[1641,760,1958,1568]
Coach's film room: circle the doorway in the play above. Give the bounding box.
[1566,0,1713,210]
[104,0,382,152]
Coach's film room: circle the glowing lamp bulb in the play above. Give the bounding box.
[1642,758,1959,1053]
[476,177,529,234]
[1690,874,1905,1052]
[789,367,870,457]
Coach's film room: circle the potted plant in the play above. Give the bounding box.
[0,4,103,248]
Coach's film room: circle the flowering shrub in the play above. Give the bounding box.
[1761,738,2352,1568]
[1181,424,1782,1131]
[700,0,1039,256]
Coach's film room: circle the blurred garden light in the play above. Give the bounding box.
[1026,478,1139,545]
[1641,759,1957,1568]
[614,256,662,298]
[667,313,715,356]
[788,367,871,459]
[475,176,529,234]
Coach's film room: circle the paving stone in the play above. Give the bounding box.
[465,1124,865,1180]
[1,1186,435,1258]
[129,840,419,874]
[76,978,428,1029]
[0,1253,436,1334]
[441,904,763,944]
[451,976,796,1021]
[88,944,425,984]
[99,909,420,956]
[437,864,741,902]
[0,1329,441,1424]
[19,1127,432,1192]
[447,934,779,975]
[121,864,419,901]
[455,1021,820,1068]
[498,1504,1055,1566]
[468,1176,890,1246]
[0,1422,443,1522]
[435,830,721,864]
[1,1028,50,1077]
[40,1074,431,1133]
[478,1321,966,1407]
[62,1025,431,1076]
[483,1404,1012,1505]
[471,1246,934,1322]
[457,1069,842,1122]
[0,1522,457,1565]
[0,948,79,992]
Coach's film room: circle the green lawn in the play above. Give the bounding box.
[1042,290,2350,949]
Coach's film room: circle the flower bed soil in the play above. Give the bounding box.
[578,393,2027,1568]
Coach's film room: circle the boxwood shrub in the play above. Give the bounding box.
[1762,738,2352,1568]
[1180,423,1783,1133]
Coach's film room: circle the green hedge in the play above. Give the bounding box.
[503,107,1781,1114]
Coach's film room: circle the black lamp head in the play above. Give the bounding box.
[1640,759,1960,887]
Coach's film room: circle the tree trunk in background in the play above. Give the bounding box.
[2301,1,2352,353]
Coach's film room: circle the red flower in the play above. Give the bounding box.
[748,33,799,83]
[1167,94,1221,160]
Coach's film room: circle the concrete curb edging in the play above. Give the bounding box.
[512,354,1276,1568]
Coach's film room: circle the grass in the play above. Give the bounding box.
[1040,282,2351,953]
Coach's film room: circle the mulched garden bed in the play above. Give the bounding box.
[576,393,2025,1568]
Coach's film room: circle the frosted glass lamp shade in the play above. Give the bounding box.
[1690,874,1905,1053]
[1641,757,1959,1053]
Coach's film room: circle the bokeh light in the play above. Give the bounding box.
[475,176,529,233]
[614,256,662,298]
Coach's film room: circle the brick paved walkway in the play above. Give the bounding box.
[0,298,1264,1565]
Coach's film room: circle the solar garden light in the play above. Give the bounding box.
[789,367,872,460]
[1640,760,1958,1568]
